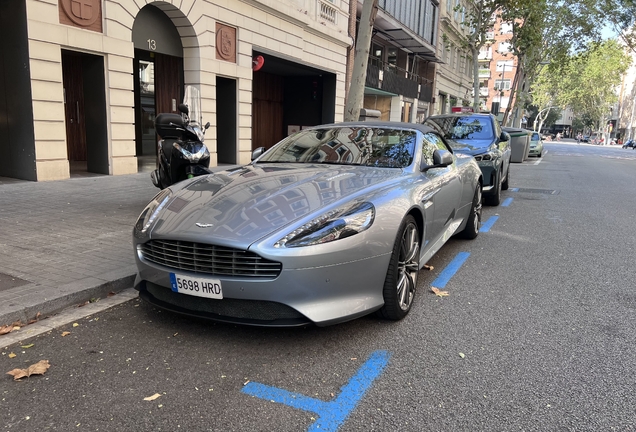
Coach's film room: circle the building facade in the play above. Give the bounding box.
[479,15,516,119]
[0,0,351,181]
[361,0,439,123]
[434,0,473,115]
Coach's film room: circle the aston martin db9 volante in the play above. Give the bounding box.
[133,122,483,327]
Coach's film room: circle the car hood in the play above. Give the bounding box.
[149,164,402,248]
[447,139,494,155]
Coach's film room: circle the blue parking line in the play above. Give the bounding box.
[501,197,513,207]
[509,187,519,192]
[242,350,391,432]
[480,215,499,233]
[431,252,470,288]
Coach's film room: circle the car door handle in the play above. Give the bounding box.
[420,188,440,203]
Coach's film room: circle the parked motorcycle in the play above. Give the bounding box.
[151,86,211,189]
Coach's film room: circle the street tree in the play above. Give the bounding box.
[344,0,379,122]
[530,39,631,134]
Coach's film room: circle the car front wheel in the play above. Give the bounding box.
[501,165,510,190]
[459,185,482,239]
[485,170,502,206]
[377,215,420,320]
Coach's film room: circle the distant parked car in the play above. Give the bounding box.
[528,132,544,157]
[424,113,511,206]
[622,139,635,149]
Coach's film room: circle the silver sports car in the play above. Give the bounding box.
[133,122,483,326]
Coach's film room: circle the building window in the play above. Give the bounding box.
[496,60,514,71]
[500,22,513,33]
[494,79,511,91]
[498,42,511,53]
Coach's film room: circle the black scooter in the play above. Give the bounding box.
[151,86,211,189]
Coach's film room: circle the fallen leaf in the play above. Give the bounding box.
[107,291,116,297]
[6,359,50,380]
[8,352,16,358]
[144,393,162,401]
[61,331,71,337]
[0,325,14,335]
[21,344,34,349]
[459,352,465,359]
[431,287,449,297]
[72,323,79,328]
[77,301,89,308]
[424,265,434,271]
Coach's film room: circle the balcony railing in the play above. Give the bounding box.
[478,68,491,78]
[366,57,428,100]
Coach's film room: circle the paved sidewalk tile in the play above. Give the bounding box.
[0,172,158,325]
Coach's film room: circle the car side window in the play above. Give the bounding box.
[421,134,438,166]
[422,133,449,166]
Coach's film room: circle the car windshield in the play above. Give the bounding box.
[257,127,416,168]
[427,116,494,141]
[531,132,540,141]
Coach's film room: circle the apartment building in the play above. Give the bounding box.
[434,0,473,115]
[0,0,351,181]
[478,16,517,119]
[362,0,440,123]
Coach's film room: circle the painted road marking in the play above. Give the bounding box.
[242,350,391,432]
[480,215,499,233]
[431,252,470,288]
[501,197,513,207]
[509,188,519,192]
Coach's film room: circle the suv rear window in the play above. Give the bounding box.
[531,132,540,141]
[426,116,494,141]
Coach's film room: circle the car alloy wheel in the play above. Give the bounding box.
[485,170,502,206]
[378,215,420,320]
[459,185,482,239]
[502,166,510,191]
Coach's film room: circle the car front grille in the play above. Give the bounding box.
[139,240,282,279]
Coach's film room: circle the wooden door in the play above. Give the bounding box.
[62,51,87,161]
[252,71,284,150]
[154,53,183,116]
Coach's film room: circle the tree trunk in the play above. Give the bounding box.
[344,0,379,122]
[344,0,357,103]
[472,46,481,110]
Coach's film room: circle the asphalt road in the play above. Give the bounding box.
[2,142,636,432]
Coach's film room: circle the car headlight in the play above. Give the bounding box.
[473,151,497,162]
[173,142,209,162]
[134,188,172,234]
[274,202,375,248]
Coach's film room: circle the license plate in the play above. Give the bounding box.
[169,273,223,299]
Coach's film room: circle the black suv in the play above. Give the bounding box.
[424,113,511,206]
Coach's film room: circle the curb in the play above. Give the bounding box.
[0,274,136,327]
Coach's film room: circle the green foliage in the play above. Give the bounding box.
[530,39,631,128]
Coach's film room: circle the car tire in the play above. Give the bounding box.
[459,184,482,239]
[538,150,542,157]
[377,215,420,321]
[485,170,502,206]
[501,165,510,191]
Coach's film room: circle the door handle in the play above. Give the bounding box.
[76,102,80,122]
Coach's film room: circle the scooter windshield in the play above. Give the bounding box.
[182,85,202,126]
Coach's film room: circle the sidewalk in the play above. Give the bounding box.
[0,171,160,326]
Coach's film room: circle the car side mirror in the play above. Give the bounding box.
[500,131,510,142]
[251,147,266,161]
[178,103,189,115]
[422,149,453,171]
